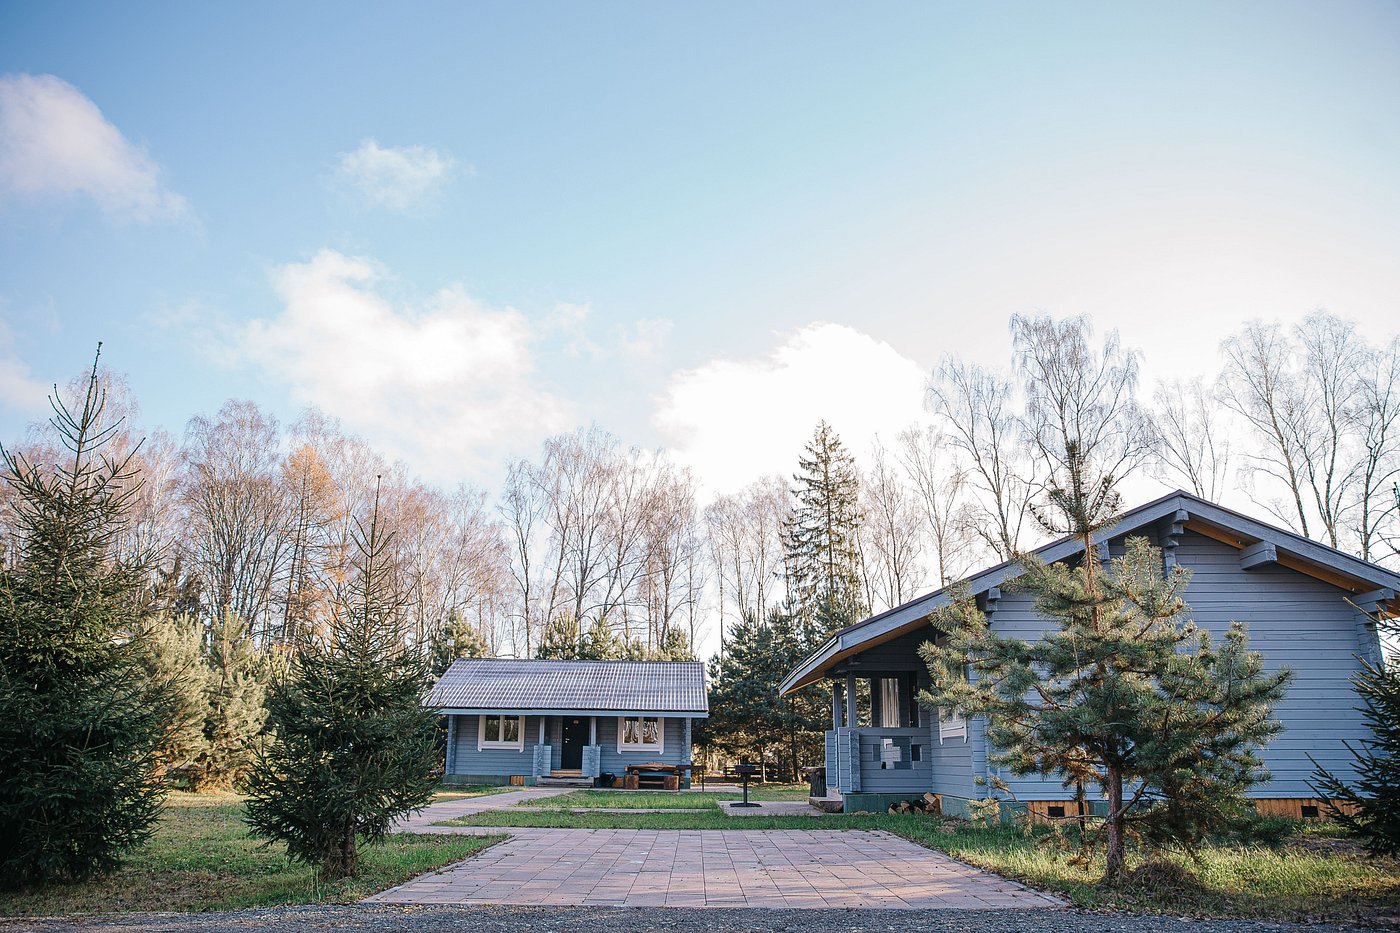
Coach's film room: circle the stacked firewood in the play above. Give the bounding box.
[887,793,941,816]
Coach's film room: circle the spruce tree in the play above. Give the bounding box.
[784,421,866,638]
[192,610,268,791]
[921,446,1291,883]
[0,351,169,885]
[243,485,438,879]
[1310,613,1400,856]
[134,613,212,774]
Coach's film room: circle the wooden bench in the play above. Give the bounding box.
[625,762,681,790]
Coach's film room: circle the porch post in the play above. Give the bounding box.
[831,681,842,729]
[539,716,546,744]
[589,716,597,745]
[845,673,858,730]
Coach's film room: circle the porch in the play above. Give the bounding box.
[443,711,695,787]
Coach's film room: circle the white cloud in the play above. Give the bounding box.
[655,322,932,496]
[242,250,572,481]
[0,73,186,220]
[333,138,457,211]
[0,317,48,415]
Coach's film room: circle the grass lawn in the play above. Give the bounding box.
[523,784,811,809]
[440,808,1400,923]
[0,792,504,916]
[433,784,523,801]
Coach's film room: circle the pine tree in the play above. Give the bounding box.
[1310,613,1400,856]
[784,421,866,638]
[921,446,1291,883]
[705,610,826,780]
[134,613,212,774]
[429,611,492,677]
[243,484,438,879]
[535,613,584,659]
[192,610,268,791]
[652,627,694,661]
[0,351,169,885]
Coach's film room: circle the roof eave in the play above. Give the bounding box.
[778,490,1400,694]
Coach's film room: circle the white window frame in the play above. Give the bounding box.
[938,705,967,743]
[477,713,526,751]
[616,715,665,754]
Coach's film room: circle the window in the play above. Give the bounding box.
[617,716,664,753]
[879,677,901,728]
[938,705,967,743]
[478,713,525,750]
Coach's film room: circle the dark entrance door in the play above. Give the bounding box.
[560,716,589,770]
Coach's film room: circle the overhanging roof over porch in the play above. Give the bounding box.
[778,489,1400,695]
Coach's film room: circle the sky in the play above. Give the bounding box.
[2,1,1399,500]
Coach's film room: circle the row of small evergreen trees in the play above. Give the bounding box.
[0,353,443,885]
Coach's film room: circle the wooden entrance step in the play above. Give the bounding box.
[537,770,593,787]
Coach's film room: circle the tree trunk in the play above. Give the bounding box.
[326,818,358,879]
[1103,767,1125,884]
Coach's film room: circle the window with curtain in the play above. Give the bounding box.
[617,716,664,753]
[879,677,901,728]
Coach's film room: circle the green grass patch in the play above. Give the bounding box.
[433,784,521,801]
[440,808,1399,922]
[0,792,504,916]
[521,790,719,809]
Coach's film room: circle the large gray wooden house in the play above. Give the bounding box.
[780,491,1396,819]
[429,658,707,787]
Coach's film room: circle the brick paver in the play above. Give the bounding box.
[366,828,1064,909]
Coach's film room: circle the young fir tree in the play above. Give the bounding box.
[134,613,212,774]
[784,421,866,639]
[243,484,438,879]
[1310,613,1400,856]
[920,445,1291,883]
[191,610,268,791]
[0,351,169,885]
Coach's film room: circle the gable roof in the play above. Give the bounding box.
[429,658,709,717]
[779,489,1400,695]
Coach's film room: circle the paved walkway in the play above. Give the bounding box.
[367,828,1064,909]
[393,787,572,832]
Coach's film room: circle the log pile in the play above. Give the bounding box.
[888,793,941,816]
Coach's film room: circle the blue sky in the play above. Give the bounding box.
[2,1,1398,493]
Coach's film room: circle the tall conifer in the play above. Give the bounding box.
[784,421,866,638]
[0,350,169,884]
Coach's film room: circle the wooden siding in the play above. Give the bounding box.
[449,713,691,778]
[827,528,1378,806]
[447,714,541,780]
[989,529,1377,801]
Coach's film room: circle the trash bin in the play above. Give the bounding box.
[597,772,615,788]
[806,766,827,798]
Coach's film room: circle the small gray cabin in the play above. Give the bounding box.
[429,658,708,787]
[780,490,1397,819]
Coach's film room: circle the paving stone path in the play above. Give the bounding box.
[367,827,1064,909]
[392,787,572,832]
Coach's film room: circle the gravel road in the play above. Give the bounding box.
[0,905,1380,933]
